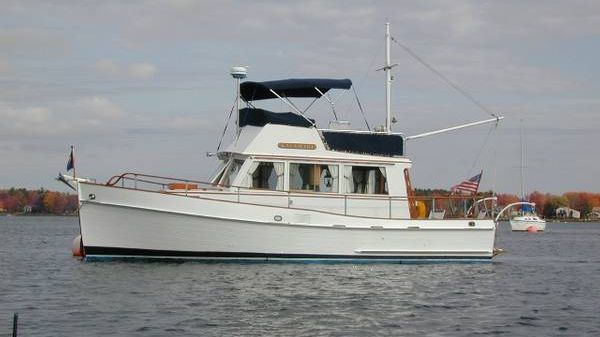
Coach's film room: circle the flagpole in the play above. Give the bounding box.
[71,145,76,180]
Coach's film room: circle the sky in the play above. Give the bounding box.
[1,0,599,194]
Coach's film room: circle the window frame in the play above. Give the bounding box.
[248,160,286,191]
[288,161,341,194]
[343,165,389,195]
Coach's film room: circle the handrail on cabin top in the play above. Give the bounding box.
[106,172,481,200]
[106,172,218,188]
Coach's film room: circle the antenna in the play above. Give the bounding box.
[385,22,392,134]
[230,66,247,137]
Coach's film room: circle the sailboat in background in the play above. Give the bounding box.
[510,122,546,232]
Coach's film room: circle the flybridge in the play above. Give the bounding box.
[237,78,405,157]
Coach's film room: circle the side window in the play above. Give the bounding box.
[289,163,339,193]
[344,166,388,194]
[248,161,284,191]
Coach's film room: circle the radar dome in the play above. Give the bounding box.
[230,66,247,79]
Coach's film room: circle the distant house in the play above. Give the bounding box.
[556,207,581,219]
[589,207,600,220]
[23,205,33,213]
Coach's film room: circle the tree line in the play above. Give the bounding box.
[415,189,600,219]
[496,191,600,219]
[2,187,599,218]
[0,188,78,215]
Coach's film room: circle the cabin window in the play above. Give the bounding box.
[344,166,388,194]
[220,159,244,186]
[289,163,339,193]
[248,161,284,191]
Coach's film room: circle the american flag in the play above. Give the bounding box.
[451,171,482,194]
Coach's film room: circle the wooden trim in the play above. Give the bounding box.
[404,168,417,219]
[277,142,317,150]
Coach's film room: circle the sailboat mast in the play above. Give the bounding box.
[385,22,392,134]
[520,120,525,200]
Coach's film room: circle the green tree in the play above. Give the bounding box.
[543,195,568,219]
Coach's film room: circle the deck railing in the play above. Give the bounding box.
[104,172,496,220]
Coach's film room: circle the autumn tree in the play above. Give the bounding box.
[42,192,58,214]
[496,193,519,207]
[528,191,546,215]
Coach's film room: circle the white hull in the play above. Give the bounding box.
[78,182,497,261]
[510,217,546,231]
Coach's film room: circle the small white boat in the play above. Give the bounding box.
[66,23,506,261]
[510,214,546,231]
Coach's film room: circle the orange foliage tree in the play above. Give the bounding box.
[528,191,546,214]
[496,193,519,207]
[42,191,58,213]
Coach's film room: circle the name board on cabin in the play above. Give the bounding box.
[277,142,317,150]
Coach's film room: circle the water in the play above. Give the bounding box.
[1,216,599,336]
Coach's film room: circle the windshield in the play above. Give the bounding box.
[220,159,244,186]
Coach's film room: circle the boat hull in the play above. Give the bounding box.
[510,218,546,231]
[78,183,497,261]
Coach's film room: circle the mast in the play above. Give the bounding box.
[385,22,392,134]
[520,120,525,200]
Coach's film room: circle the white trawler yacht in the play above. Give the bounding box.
[70,24,505,261]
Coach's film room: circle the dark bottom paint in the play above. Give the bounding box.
[84,246,492,262]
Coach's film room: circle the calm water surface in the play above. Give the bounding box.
[1,216,599,336]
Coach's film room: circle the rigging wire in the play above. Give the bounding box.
[341,37,384,128]
[216,98,237,152]
[467,122,497,177]
[389,35,503,192]
[358,37,385,93]
[490,122,499,194]
[352,85,371,131]
[390,36,498,119]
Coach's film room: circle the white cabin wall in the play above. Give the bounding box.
[386,163,411,197]
[232,124,327,156]
[386,163,412,219]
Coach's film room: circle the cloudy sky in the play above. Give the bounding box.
[1,0,599,194]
